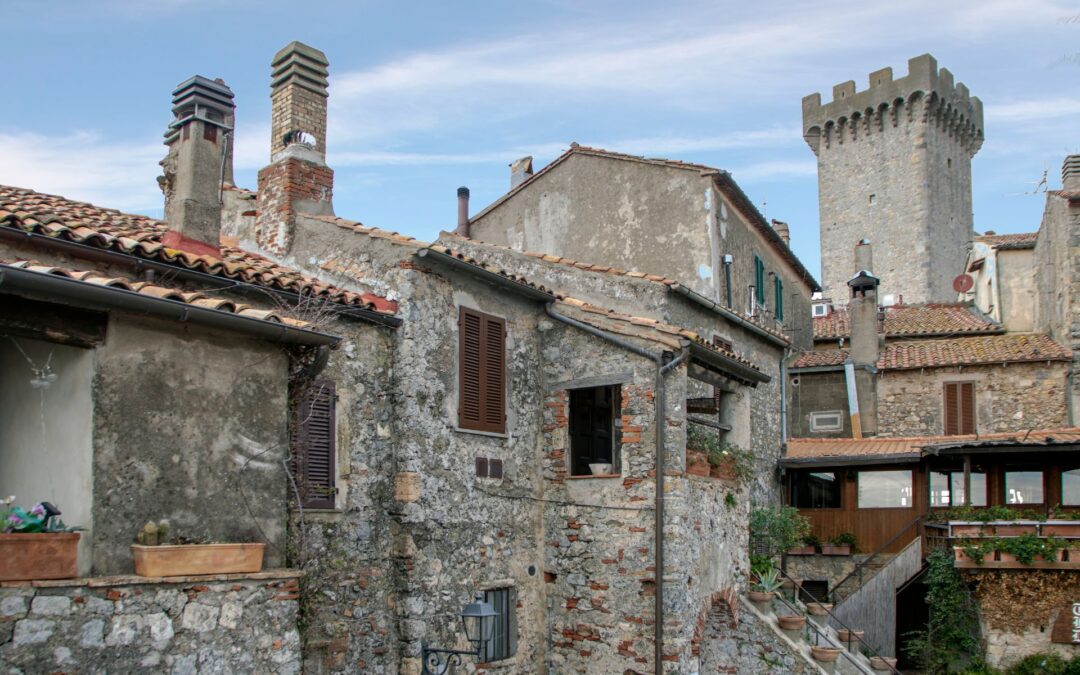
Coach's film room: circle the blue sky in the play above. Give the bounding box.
[2,0,1077,281]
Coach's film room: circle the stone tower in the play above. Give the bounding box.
[803,54,983,304]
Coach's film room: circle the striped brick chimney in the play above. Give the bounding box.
[160,76,235,256]
[1063,155,1080,192]
[256,41,334,256]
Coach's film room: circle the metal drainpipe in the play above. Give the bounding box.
[722,254,733,309]
[543,304,689,674]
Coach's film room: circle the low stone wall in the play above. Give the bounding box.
[0,570,301,673]
[697,594,822,674]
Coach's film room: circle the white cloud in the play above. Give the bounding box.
[986,97,1080,123]
[0,130,163,212]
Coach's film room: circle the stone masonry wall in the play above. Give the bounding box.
[0,572,301,673]
[1035,192,1080,423]
[876,361,1069,437]
[698,595,818,674]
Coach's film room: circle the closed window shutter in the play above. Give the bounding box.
[944,383,975,436]
[292,380,336,509]
[959,383,975,435]
[712,336,731,411]
[774,276,784,321]
[459,307,506,433]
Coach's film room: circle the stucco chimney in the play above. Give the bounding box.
[847,239,880,435]
[159,76,235,257]
[510,156,534,189]
[456,187,470,237]
[771,219,791,246]
[1063,155,1080,192]
[256,41,334,256]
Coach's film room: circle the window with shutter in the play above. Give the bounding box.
[943,382,975,436]
[459,307,507,433]
[291,379,337,509]
[774,276,784,321]
[754,256,765,305]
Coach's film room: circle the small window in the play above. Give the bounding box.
[569,385,619,476]
[792,471,841,508]
[1063,468,1080,506]
[812,303,830,317]
[929,470,987,507]
[754,256,766,305]
[869,194,876,205]
[943,382,975,436]
[774,276,784,322]
[291,379,337,509]
[459,307,506,434]
[1005,470,1044,505]
[857,470,913,508]
[809,411,843,433]
[482,587,516,662]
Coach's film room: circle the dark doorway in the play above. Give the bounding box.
[569,385,619,476]
[895,566,930,671]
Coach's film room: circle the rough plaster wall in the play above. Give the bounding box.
[0,338,94,575]
[468,155,814,351]
[875,362,1069,437]
[997,249,1035,332]
[91,315,289,575]
[1034,194,1080,422]
[789,370,852,439]
[817,112,973,305]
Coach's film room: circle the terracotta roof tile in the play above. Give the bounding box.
[1,258,293,325]
[813,303,1001,341]
[791,333,1071,370]
[786,428,1080,462]
[976,232,1038,249]
[0,185,397,316]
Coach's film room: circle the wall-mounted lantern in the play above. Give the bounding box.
[421,593,497,675]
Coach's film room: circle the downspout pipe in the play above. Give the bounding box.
[844,360,863,440]
[722,254,733,309]
[544,303,689,674]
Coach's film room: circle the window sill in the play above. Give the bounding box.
[453,426,510,439]
[567,474,622,480]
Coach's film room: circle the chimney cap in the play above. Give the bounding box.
[457,186,470,196]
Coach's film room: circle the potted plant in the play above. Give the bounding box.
[837,628,864,643]
[869,656,897,672]
[787,534,819,556]
[805,602,833,616]
[749,506,811,562]
[822,532,857,555]
[588,462,614,476]
[0,498,81,582]
[810,645,842,662]
[748,568,782,604]
[130,520,265,577]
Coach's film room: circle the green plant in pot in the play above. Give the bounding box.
[750,505,810,564]
[822,532,857,555]
[749,568,782,603]
[0,496,82,582]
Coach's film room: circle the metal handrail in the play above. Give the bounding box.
[829,515,923,604]
[772,565,901,675]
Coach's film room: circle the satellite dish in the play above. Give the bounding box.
[953,273,974,293]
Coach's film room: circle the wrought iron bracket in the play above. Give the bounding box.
[420,644,480,675]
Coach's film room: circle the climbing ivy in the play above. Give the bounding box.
[905,549,983,673]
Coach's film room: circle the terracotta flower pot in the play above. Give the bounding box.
[996,550,1016,563]
[1042,522,1080,537]
[777,615,806,630]
[805,602,833,616]
[950,523,987,537]
[953,546,974,563]
[821,544,851,556]
[709,457,737,481]
[837,628,864,643]
[131,543,265,577]
[869,656,897,672]
[686,451,710,477]
[811,646,842,662]
[781,577,803,590]
[994,523,1037,536]
[0,532,80,581]
[786,545,816,556]
[748,590,775,603]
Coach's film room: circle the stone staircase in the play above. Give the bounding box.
[741,588,898,675]
[831,555,893,603]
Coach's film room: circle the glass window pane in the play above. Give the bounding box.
[792,471,841,508]
[930,471,950,507]
[858,470,913,508]
[1064,469,1080,506]
[1005,471,1044,505]
[950,472,987,507]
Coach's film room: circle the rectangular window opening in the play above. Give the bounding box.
[569,385,620,476]
[1005,469,1044,505]
[857,470,913,508]
[774,276,784,322]
[291,379,337,509]
[754,255,766,305]
[1063,467,1080,506]
[929,469,987,507]
[809,411,843,433]
[943,382,975,436]
[482,587,515,662]
[458,307,506,434]
[792,471,841,509]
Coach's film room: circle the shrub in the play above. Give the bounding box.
[904,549,982,672]
[749,505,810,556]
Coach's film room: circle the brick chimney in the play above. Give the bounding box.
[159,76,235,257]
[771,219,790,246]
[847,239,880,436]
[456,187,470,237]
[510,156,534,189]
[1063,155,1080,192]
[256,41,334,256]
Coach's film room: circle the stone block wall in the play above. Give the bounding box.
[0,572,301,673]
[697,594,818,674]
[876,362,1069,437]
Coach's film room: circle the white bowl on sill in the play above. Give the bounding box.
[588,463,614,476]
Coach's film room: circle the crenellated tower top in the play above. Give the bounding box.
[802,54,984,158]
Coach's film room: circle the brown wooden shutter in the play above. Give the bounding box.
[712,336,732,412]
[459,307,506,433]
[292,379,337,509]
[944,382,975,436]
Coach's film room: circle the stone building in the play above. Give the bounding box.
[803,54,984,305]
[961,232,1037,332]
[465,145,820,351]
